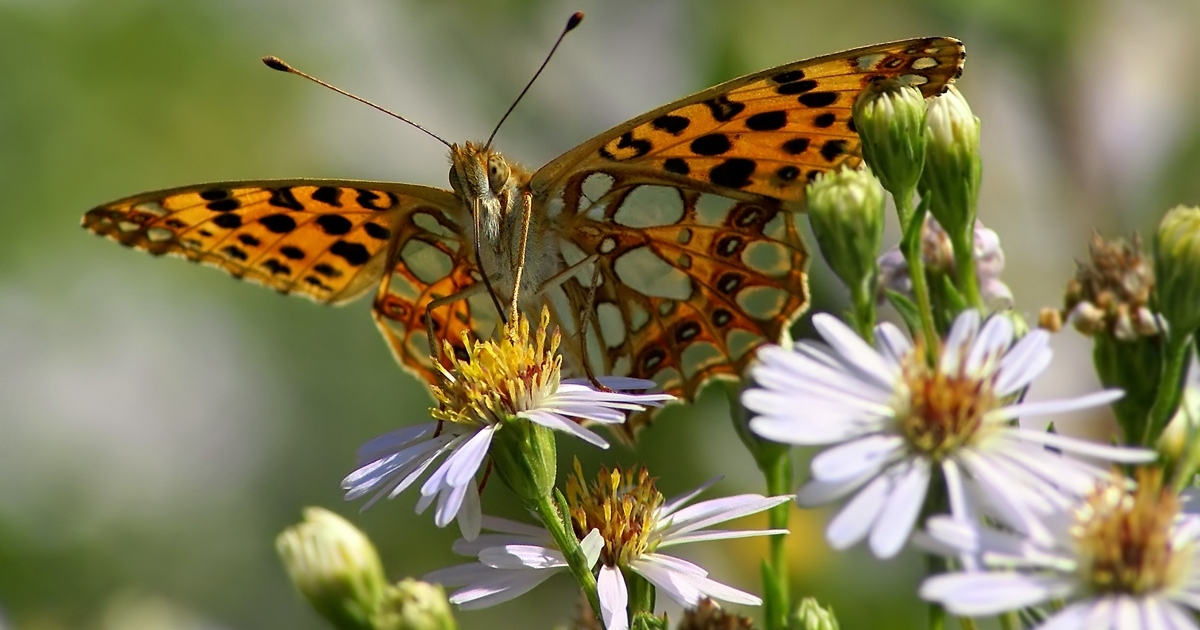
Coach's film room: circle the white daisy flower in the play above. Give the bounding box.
[342,310,672,541]
[921,470,1200,630]
[426,464,791,630]
[743,309,1156,558]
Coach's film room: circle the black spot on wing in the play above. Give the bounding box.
[663,158,690,176]
[268,187,305,210]
[315,214,352,236]
[702,95,745,122]
[330,240,370,266]
[312,186,342,207]
[709,159,756,189]
[212,213,242,229]
[651,115,690,135]
[798,92,839,108]
[260,214,297,234]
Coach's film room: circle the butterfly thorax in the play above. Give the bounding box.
[447,141,555,307]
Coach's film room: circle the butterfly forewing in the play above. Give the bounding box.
[83,180,459,304]
[531,37,965,204]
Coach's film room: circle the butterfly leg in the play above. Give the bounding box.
[507,191,534,321]
[471,198,509,326]
[370,281,488,376]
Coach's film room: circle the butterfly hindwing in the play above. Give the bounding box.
[83,180,459,305]
[532,37,965,206]
[371,207,500,386]
[541,172,807,433]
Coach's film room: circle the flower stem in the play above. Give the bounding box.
[950,228,983,308]
[958,616,980,630]
[1143,334,1193,446]
[848,277,878,343]
[760,448,792,630]
[998,611,1019,630]
[897,190,939,352]
[532,491,600,621]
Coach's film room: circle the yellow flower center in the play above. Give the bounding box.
[1074,469,1187,596]
[431,308,561,426]
[566,460,663,568]
[897,344,998,460]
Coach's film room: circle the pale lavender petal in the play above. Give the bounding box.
[812,313,897,388]
[825,472,891,549]
[939,309,981,374]
[520,409,610,448]
[920,572,1074,616]
[355,422,438,462]
[479,544,567,570]
[810,434,905,482]
[996,329,1053,395]
[964,315,1013,376]
[458,478,482,541]
[454,569,562,610]
[445,425,498,488]
[659,494,791,539]
[1010,427,1155,463]
[598,565,628,630]
[991,390,1125,423]
[659,476,722,518]
[869,458,930,558]
[874,321,913,370]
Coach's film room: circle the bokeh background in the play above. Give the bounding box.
[2,0,1200,628]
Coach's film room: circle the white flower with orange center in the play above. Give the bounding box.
[743,309,1156,558]
[425,463,790,630]
[921,470,1200,629]
[342,310,672,541]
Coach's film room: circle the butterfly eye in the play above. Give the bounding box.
[448,165,462,192]
[487,156,510,192]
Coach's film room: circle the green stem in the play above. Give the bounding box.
[998,611,1020,630]
[958,616,980,630]
[849,276,878,343]
[761,450,792,630]
[1143,335,1193,446]
[950,229,983,309]
[532,491,600,622]
[897,191,939,354]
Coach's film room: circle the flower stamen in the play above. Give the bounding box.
[565,460,664,568]
[897,343,999,460]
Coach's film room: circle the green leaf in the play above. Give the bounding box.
[885,289,923,337]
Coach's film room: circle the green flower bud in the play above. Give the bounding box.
[793,597,840,630]
[853,80,928,198]
[489,417,557,508]
[807,166,885,297]
[276,507,386,630]
[1155,205,1200,339]
[375,579,457,630]
[920,86,981,240]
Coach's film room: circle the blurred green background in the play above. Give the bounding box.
[2,0,1199,628]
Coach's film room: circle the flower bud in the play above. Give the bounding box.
[1155,205,1200,339]
[489,417,557,508]
[920,86,981,240]
[793,597,840,630]
[853,80,928,198]
[375,579,457,630]
[276,507,386,630]
[807,166,885,296]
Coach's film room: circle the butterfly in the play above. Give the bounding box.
[82,31,965,439]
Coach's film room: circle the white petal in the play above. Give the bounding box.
[478,544,566,570]
[874,321,913,370]
[869,458,930,558]
[458,478,482,541]
[825,471,892,549]
[964,315,1013,376]
[632,556,761,607]
[940,309,981,374]
[580,529,604,567]
[991,389,1125,423]
[445,425,497,487]
[995,329,1053,395]
[520,409,610,448]
[810,434,905,482]
[424,562,495,586]
[658,494,791,540]
[635,552,709,577]
[454,569,562,610]
[1158,600,1200,630]
[598,565,628,630]
[1036,601,1098,630]
[659,528,789,547]
[748,409,883,445]
[812,313,897,388]
[920,572,1075,616]
[1010,427,1156,463]
[659,476,722,518]
[453,533,546,557]
[434,478,469,527]
[355,422,439,462]
[795,465,879,506]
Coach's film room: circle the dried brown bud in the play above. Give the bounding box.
[678,599,755,630]
[1062,233,1160,340]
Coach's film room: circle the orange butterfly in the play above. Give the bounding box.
[82,21,964,438]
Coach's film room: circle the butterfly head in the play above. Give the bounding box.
[448,141,525,241]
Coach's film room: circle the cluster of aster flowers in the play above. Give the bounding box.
[273,76,1200,630]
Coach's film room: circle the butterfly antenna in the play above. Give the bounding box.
[262,56,453,148]
[484,12,584,149]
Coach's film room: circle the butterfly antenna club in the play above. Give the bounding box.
[484,12,584,149]
[262,55,453,148]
